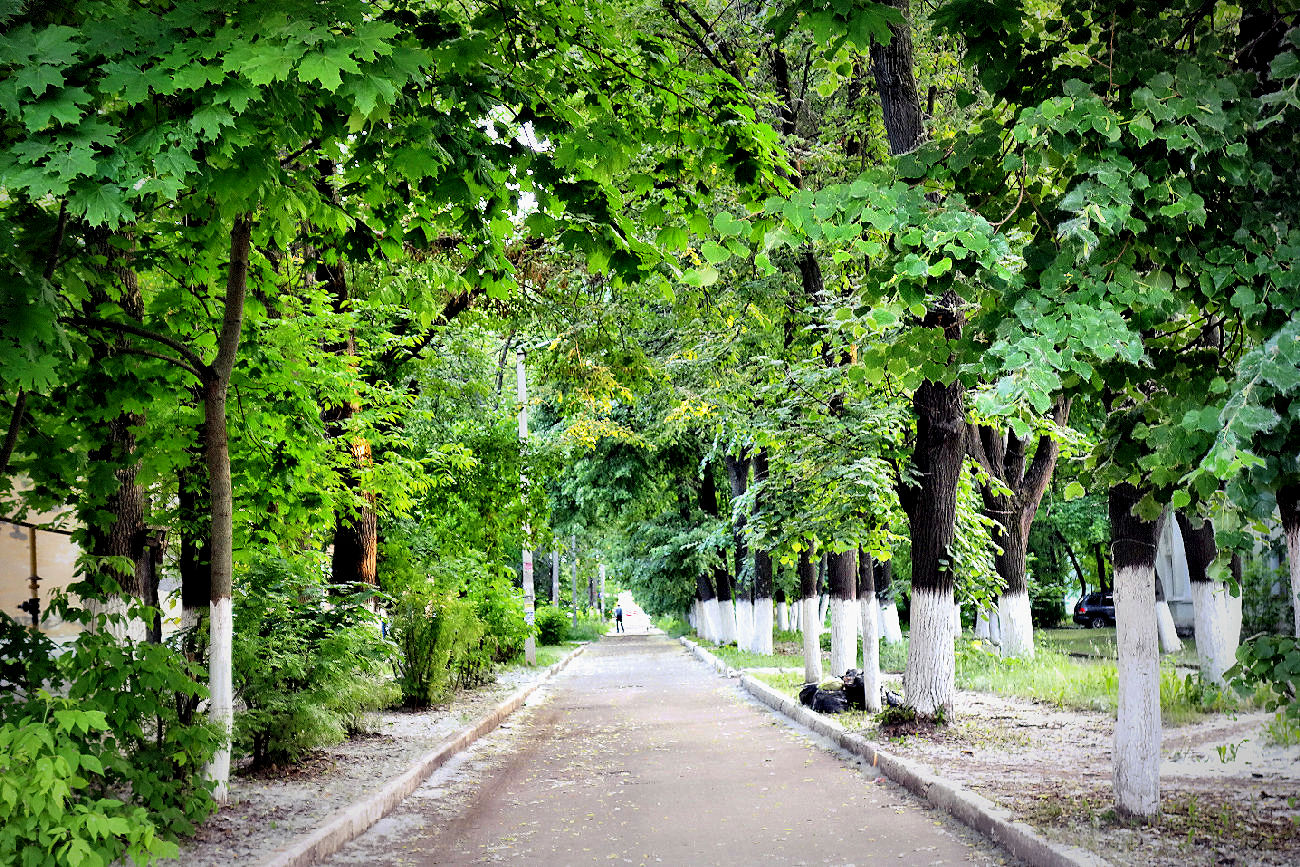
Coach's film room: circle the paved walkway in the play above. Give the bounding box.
[323,629,1010,866]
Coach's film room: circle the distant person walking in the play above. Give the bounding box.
[614,605,624,633]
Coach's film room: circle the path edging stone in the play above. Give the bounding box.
[679,637,1106,867]
[259,643,589,867]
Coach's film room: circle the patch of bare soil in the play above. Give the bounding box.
[856,688,1300,866]
[162,665,543,866]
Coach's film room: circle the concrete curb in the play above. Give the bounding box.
[260,643,590,867]
[679,637,1106,867]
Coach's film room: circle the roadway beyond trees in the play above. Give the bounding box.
[323,631,1011,866]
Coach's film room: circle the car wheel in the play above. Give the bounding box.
[1089,617,1107,629]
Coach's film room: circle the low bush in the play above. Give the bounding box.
[233,556,398,767]
[568,611,609,642]
[653,616,691,638]
[390,592,482,707]
[0,701,178,867]
[536,606,571,645]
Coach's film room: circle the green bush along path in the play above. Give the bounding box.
[323,632,1004,866]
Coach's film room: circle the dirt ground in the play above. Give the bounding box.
[846,678,1300,866]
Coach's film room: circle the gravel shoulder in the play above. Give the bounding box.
[836,678,1300,866]
[162,662,552,866]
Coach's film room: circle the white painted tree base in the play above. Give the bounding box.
[974,611,991,641]
[830,597,857,676]
[753,598,774,655]
[1114,564,1161,819]
[801,596,822,684]
[688,601,698,632]
[879,600,903,645]
[736,599,754,651]
[1156,600,1182,654]
[790,599,800,632]
[776,601,790,632]
[1191,580,1239,687]
[951,601,963,638]
[859,593,882,712]
[999,591,1035,659]
[206,596,234,803]
[818,594,830,628]
[903,588,956,717]
[718,599,737,645]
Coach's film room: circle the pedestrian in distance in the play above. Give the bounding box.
[614,604,624,633]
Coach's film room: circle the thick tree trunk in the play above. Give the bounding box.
[204,217,252,803]
[900,300,965,717]
[1177,513,1237,686]
[1109,483,1161,821]
[828,550,857,676]
[696,571,720,643]
[83,235,149,642]
[857,549,882,711]
[798,547,822,683]
[1154,572,1183,654]
[1280,484,1300,639]
[868,0,925,155]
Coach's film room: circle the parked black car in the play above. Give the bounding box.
[1073,591,1115,628]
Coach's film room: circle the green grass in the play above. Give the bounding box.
[711,644,806,670]
[1040,627,1200,668]
[507,644,571,668]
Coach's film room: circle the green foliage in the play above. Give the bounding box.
[390,592,484,708]
[232,556,397,767]
[1159,672,1236,726]
[1227,634,1300,722]
[536,606,571,645]
[653,615,692,638]
[0,700,177,867]
[568,612,610,643]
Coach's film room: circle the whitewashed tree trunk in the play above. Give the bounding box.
[989,608,1002,646]
[688,600,698,631]
[801,596,822,683]
[516,350,536,665]
[702,598,722,645]
[830,598,857,676]
[998,590,1035,659]
[777,600,790,631]
[717,599,737,645]
[879,600,903,644]
[736,598,754,650]
[818,593,830,627]
[791,597,800,631]
[753,598,774,655]
[974,610,991,641]
[859,593,882,712]
[951,601,963,637]
[1114,564,1161,819]
[1155,600,1182,654]
[208,595,233,800]
[1191,580,1238,687]
[903,588,956,717]
[551,550,560,607]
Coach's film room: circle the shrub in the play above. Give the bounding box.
[0,702,178,867]
[653,616,691,638]
[391,593,483,706]
[536,606,570,645]
[470,568,531,664]
[232,556,398,767]
[568,611,609,642]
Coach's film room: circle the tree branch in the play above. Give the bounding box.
[64,315,207,374]
[115,346,204,380]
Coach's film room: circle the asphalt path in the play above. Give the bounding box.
[324,600,1012,866]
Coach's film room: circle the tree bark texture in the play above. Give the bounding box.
[857,549,881,710]
[1109,482,1161,821]
[868,0,926,155]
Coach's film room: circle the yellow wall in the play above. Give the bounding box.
[1,515,83,641]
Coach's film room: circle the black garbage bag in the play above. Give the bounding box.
[841,669,867,711]
[798,681,850,714]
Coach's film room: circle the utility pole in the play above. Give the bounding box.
[571,533,579,626]
[551,549,560,607]
[599,563,606,617]
[516,348,536,665]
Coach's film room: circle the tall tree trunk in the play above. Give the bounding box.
[828,549,857,676]
[551,550,560,608]
[775,585,789,631]
[316,161,377,588]
[857,549,881,711]
[696,570,720,644]
[83,234,149,641]
[1279,483,1300,639]
[1176,512,1237,686]
[798,546,822,683]
[203,216,252,803]
[749,451,774,654]
[868,0,926,155]
[875,557,903,644]
[1109,482,1161,821]
[701,466,737,645]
